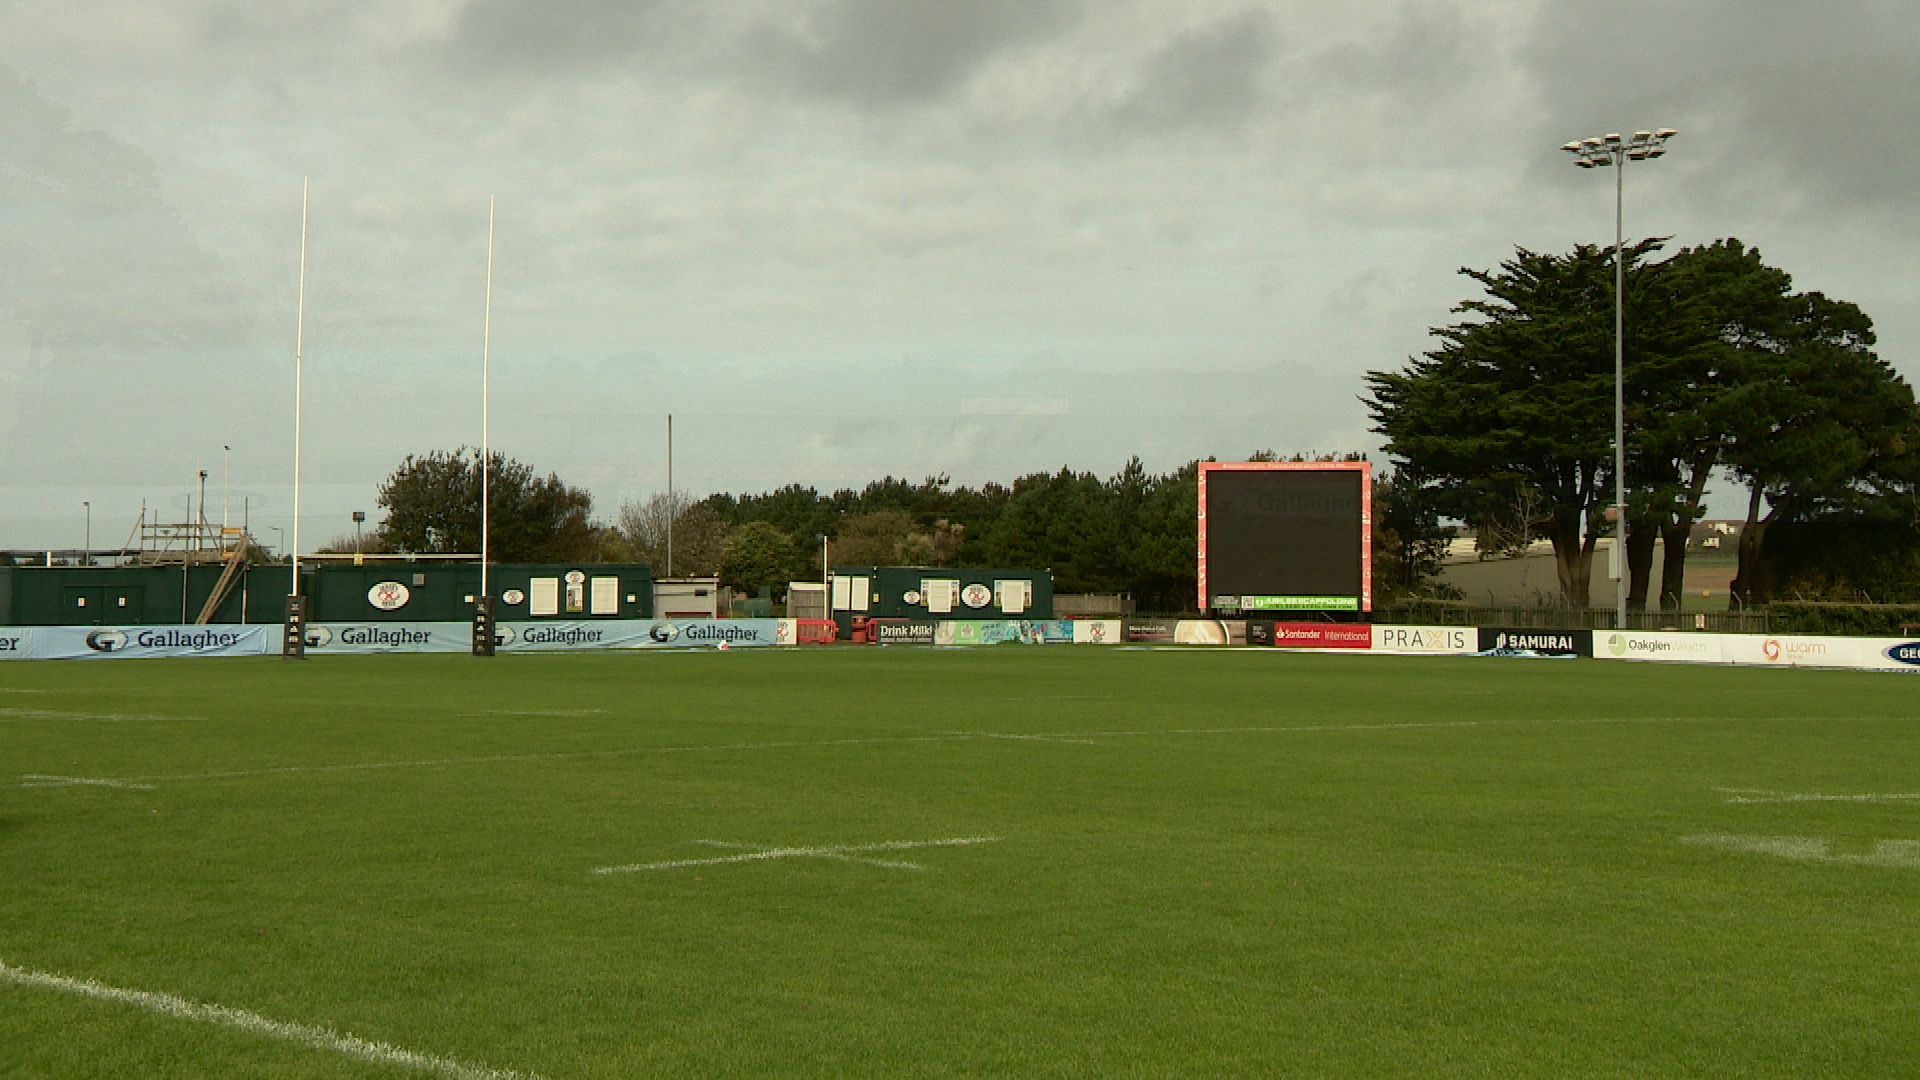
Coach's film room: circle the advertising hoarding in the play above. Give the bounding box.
[1476,628,1593,657]
[1371,625,1476,654]
[0,625,273,660]
[1595,631,1726,664]
[934,620,1077,645]
[1261,622,1372,649]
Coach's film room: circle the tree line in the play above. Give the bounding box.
[352,448,1445,613]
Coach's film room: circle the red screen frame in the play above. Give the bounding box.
[1196,461,1372,614]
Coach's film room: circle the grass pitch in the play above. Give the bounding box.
[2,647,1917,1078]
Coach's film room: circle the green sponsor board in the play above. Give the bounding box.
[1239,595,1360,611]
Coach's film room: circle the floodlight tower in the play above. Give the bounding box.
[1561,128,1676,628]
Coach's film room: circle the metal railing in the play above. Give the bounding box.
[1376,604,1770,634]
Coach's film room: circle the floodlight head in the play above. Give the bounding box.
[1561,141,1583,153]
[1628,148,1650,160]
[1582,138,1602,148]
[1632,130,1653,142]
[1645,146,1666,158]
[1604,132,1622,143]
[1656,128,1677,138]
[1576,158,1598,168]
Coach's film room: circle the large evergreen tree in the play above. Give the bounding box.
[1366,244,1629,605]
[1368,238,1915,610]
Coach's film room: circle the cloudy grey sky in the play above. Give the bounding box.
[2,0,1915,552]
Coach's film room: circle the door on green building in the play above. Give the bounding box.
[61,587,107,625]
[107,587,143,622]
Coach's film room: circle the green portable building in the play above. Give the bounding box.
[303,563,653,622]
[829,565,1053,635]
[0,561,294,626]
[0,562,653,625]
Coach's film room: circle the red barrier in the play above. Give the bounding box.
[794,619,837,644]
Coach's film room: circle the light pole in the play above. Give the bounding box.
[222,444,231,530]
[352,511,366,553]
[82,501,90,565]
[1562,128,1676,629]
[271,526,284,557]
[666,413,674,578]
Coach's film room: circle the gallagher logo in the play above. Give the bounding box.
[304,625,334,648]
[1884,642,1920,666]
[649,622,682,643]
[85,629,129,652]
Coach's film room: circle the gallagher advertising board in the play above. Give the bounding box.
[1198,462,1370,615]
[0,625,272,660]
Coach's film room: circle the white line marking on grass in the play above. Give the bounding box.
[0,688,48,693]
[955,731,1101,746]
[75,735,986,785]
[691,840,928,870]
[1716,788,1920,805]
[984,695,1115,701]
[19,775,156,791]
[0,708,204,723]
[1682,835,1920,868]
[467,709,606,717]
[594,836,998,875]
[0,959,546,1080]
[42,715,1891,789]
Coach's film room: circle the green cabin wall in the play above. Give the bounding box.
[0,563,654,625]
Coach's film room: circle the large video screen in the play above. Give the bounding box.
[1199,463,1370,613]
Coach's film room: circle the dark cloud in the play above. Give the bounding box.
[1110,10,1277,132]
[746,0,1083,104]
[438,0,672,72]
[1312,3,1475,100]
[426,0,1085,104]
[1523,0,1920,211]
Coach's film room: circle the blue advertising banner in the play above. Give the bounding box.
[935,620,1077,645]
[502,619,791,651]
[0,620,797,659]
[301,623,465,654]
[303,619,795,653]
[0,625,273,660]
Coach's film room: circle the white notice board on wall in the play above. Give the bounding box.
[995,579,1031,614]
[923,579,958,613]
[590,577,620,615]
[529,577,560,616]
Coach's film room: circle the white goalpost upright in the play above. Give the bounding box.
[291,177,308,597]
[473,196,498,656]
[283,178,311,658]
